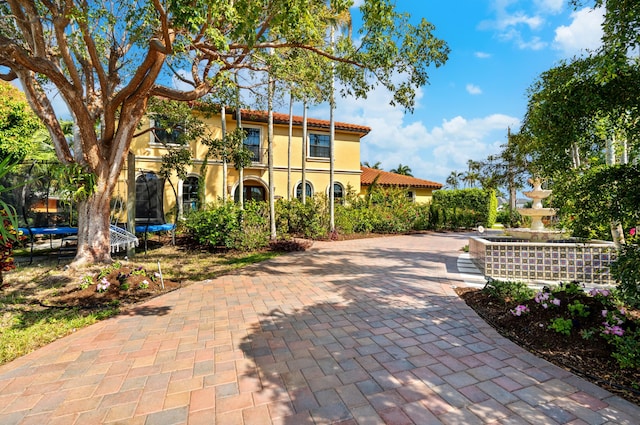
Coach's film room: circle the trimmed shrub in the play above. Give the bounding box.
[183,200,269,251]
[431,188,497,228]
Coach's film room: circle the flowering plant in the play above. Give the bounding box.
[601,308,626,337]
[97,277,110,293]
[510,305,529,316]
[534,290,561,308]
[588,288,611,298]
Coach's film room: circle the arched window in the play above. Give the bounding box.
[234,184,266,204]
[182,176,199,212]
[332,182,344,200]
[135,172,165,224]
[295,182,313,200]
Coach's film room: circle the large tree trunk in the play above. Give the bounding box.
[74,184,114,265]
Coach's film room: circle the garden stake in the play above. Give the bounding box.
[157,260,164,289]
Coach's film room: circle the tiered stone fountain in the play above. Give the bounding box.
[468,177,615,285]
[506,177,564,241]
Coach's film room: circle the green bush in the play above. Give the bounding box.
[184,201,241,248]
[231,201,269,251]
[184,201,269,251]
[496,209,524,228]
[482,279,535,304]
[611,241,640,308]
[275,197,327,239]
[432,188,497,229]
[610,328,640,369]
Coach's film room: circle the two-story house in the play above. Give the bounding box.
[119,109,371,223]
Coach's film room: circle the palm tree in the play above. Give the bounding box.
[390,163,413,176]
[445,171,462,189]
[362,161,382,169]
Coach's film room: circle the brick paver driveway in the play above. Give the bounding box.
[1,232,638,424]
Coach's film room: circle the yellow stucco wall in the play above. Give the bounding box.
[120,112,363,219]
[358,186,436,204]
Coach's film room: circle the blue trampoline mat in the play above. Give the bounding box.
[19,223,175,236]
[135,223,176,233]
[19,227,77,236]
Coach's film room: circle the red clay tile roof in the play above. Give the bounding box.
[238,110,371,136]
[360,167,443,189]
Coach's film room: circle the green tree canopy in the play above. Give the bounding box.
[0,0,449,265]
[0,81,44,161]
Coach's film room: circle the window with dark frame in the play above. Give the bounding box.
[406,190,415,202]
[154,116,184,145]
[332,182,344,201]
[295,182,313,200]
[243,128,261,162]
[182,176,199,212]
[309,133,330,158]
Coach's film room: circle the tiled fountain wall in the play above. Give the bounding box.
[469,236,616,285]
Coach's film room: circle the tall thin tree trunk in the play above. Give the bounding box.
[236,98,244,209]
[267,71,276,240]
[571,142,581,168]
[221,106,228,201]
[287,92,293,201]
[606,135,625,247]
[301,100,308,204]
[329,26,336,233]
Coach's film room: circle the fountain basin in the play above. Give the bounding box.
[469,235,616,285]
[505,227,566,241]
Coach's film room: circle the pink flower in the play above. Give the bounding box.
[589,288,610,297]
[603,323,624,336]
[602,310,608,318]
[630,227,636,236]
[510,305,529,316]
[552,298,561,306]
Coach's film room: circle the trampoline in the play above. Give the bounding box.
[19,224,139,263]
[5,163,176,261]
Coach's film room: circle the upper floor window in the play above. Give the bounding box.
[309,133,330,159]
[153,116,184,145]
[243,128,261,162]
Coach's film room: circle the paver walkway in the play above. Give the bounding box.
[1,232,638,424]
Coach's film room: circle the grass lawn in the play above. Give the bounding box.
[1,236,280,365]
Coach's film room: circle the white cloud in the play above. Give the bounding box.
[482,0,566,51]
[316,82,519,184]
[474,52,492,59]
[351,0,365,8]
[496,12,544,31]
[534,0,563,14]
[553,7,604,56]
[466,84,482,95]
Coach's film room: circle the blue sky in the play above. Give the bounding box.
[308,0,605,185]
[18,1,603,187]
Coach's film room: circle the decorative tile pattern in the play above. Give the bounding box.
[469,237,615,285]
